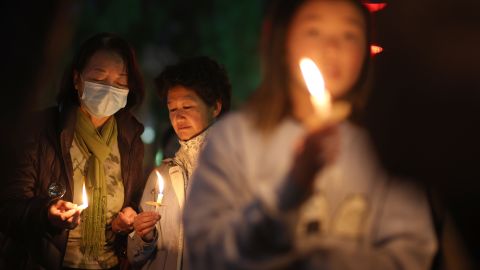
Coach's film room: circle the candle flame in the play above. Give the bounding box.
[78,182,88,210]
[155,170,164,204]
[299,57,331,117]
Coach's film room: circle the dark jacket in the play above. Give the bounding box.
[0,103,146,270]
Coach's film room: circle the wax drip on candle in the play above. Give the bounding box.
[155,170,164,204]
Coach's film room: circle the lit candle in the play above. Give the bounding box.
[77,182,88,211]
[299,57,332,119]
[155,170,164,205]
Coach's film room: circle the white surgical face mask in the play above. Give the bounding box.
[81,81,129,118]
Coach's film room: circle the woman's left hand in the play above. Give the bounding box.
[112,207,137,234]
[291,123,340,189]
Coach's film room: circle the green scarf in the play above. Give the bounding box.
[74,109,117,258]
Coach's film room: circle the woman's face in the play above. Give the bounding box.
[74,50,128,97]
[167,86,221,141]
[287,0,366,100]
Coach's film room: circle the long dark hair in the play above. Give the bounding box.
[246,0,373,133]
[57,32,145,110]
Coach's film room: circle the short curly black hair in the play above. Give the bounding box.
[155,56,232,117]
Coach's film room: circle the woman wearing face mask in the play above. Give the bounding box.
[127,56,231,270]
[183,1,437,270]
[0,32,146,269]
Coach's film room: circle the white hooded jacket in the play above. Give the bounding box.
[184,112,437,270]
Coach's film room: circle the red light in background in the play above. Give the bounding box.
[370,45,383,56]
[364,3,387,13]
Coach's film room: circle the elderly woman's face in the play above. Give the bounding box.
[74,50,128,94]
[73,50,130,120]
[167,86,221,141]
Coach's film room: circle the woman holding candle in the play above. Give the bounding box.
[183,0,437,270]
[127,56,231,270]
[0,33,146,269]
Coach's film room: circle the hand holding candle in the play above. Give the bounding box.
[137,170,165,240]
[133,211,161,241]
[299,57,351,129]
[47,200,81,230]
[287,58,345,189]
[48,182,87,230]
